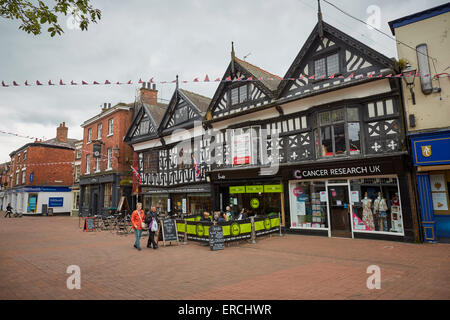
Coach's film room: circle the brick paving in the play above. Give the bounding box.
[0,214,449,300]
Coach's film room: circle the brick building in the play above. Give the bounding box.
[1,122,77,214]
[0,162,11,209]
[70,140,83,216]
[78,102,135,216]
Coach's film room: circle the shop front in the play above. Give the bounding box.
[410,130,450,242]
[142,184,211,216]
[209,167,285,224]
[282,155,415,241]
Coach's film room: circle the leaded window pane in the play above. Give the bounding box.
[327,53,339,76]
[376,101,384,116]
[315,58,326,78]
[348,122,361,155]
[334,124,346,155]
[347,108,359,121]
[332,109,345,122]
[320,126,333,157]
[320,111,330,125]
[385,99,394,115]
[231,87,239,105]
[368,103,375,118]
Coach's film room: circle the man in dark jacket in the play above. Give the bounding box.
[145,206,159,249]
[5,203,12,218]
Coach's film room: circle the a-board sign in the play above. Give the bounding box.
[161,218,178,244]
[209,225,224,251]
[84,217,96,232]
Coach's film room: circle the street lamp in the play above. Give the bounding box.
[401,63,417,105]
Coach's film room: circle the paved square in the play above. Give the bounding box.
[0,215,449,300]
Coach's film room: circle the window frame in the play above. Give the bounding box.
[97,123,102,140]
[228,83,250,107]
[86,154,91,174]
[311,48,342,82]
[108,118,114,136]
[107,148,112,170]
[87,128,92,143]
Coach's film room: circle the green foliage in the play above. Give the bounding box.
[0,0,101,36]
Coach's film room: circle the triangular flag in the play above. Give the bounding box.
[215,78,221,81]
[105,80,111,84]
[258,77,263,81]
[127,80,132,84]
[93,81,100,84]
[299,74,305,79]
[48,80,54,85]
[59,79,66,85]
[2,81,8,87]
[248,76,253,81]
[116,81,121,85]
[82,80,88,85]
[138,78,143,84]
[385,74,392,78]
[193,77,199,82]
[149,77,154,83]
[172,79,177,83]
[36,80,43,85]
[25,80,30,86]
[328,73,335,79]
[71,80,77,85]
[225,75,231,81]
[204,75,210,82]
[13,81,19,86]
[308,74,315,80]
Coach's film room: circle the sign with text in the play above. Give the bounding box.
[209,225,225,251]
[49,197,64,207]
[84,217,96,232]
[233,132,251,165]
[162,218,179,244]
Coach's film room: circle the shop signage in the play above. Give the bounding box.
[229,186,246,194]
[264,184,283,193]
[49,197,64,207]
[209,225,225,251]
[162,218,178,243]
[246,185,263,193]
[93,143,102,158]
[410,132,450,166]
[83,217,96,232]
[250,198,260,209]
[233,132,251,165]
[293,165,384,180]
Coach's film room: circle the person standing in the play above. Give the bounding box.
[5,203,12,218]
[131,202,145,251]
[145,206,159,249]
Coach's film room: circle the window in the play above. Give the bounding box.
[16,172,19,185]
[95,157,101,172]
[108,119,114,136]
[139,118,150,134]
[107,148,112,170]
[73,191,80,210]
[230,85,249,106]
[174,106,188,124]
[104,183,112,208]
[23,151,27,161]
[75,148,82,159]
[232,126,261,166]
[86,155,90,174]
[314,52,340,78]
[142,150,159,173]
[87,128,92,143]
[367,99,396,118]
[18,154,21,163]
[75,165,81,182]
[97,123,102,140]
[22,170,26,184]
[316,107,361,157]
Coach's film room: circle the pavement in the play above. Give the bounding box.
[0,214,449,300]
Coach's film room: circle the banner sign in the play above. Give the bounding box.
[49,197,64,207]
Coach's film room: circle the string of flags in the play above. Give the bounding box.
[2,72,448,88]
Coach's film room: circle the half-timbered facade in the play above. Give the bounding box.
[203,19,418,242]
[125,86,212,216]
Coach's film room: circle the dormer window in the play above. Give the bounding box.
[314,52,340,79]
[174,106,188,124]
[230,84,249,106]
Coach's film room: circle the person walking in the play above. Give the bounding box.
[4,203,12,218]
[131,202,145,251]
[145,206,159,249]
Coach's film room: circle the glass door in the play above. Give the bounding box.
[327,184,352,238]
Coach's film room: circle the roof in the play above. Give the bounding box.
[9,139,76,157]
[234,56,282,92]
[81,102,134,127]
[143,102,168,126]
[179,89,212,113]
[388,2,450,35]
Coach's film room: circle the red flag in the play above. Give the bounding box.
[193,77,199,82]
[105,80,111,84]
[258,77,262,81]
[149,77,154,83]
[308,74,315,80]
[204,74,210,82]
[138,78,143,84]
[36,80,43,85]
[48,80,54,85]
[82,80,88,85]
[116,81,121,85]
[59,79,66,85]
[25,80,30,86]
[127,80,132,84]
[71,80,77,85]
[328,73,335,79]
[172,79,177,83]
[2,81,8,87]
[13,81,19,86]
[93,81,100,84]
[225,75,231,81]
[267,77,274,81]
[248,76,253,81]
[215,78,221,82]
[385,74,392,78]
[299,74,305,80]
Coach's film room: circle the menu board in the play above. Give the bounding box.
[162,218,178,242]
[209,225,224,251]
[84,217,96,232]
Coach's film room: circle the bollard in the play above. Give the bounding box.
[278,211,283,237]
[183,219,188,245]
[250,216,256,244]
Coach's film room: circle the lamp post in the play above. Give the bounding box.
[401,63,417,105]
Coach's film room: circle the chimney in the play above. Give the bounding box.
[56,122,68,143]
[139,82,158,106]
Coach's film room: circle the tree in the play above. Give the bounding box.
[0,0,101,36]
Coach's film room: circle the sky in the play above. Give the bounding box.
[0,0,446,163]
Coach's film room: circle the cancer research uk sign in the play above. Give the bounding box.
[293,164,384,180]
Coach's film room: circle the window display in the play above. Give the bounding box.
[289,181,328,229]
[350,177,403,234]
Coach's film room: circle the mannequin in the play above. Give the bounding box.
[374,191,388,231]
[361,192,375,231]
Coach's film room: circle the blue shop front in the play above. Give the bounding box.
[410,130,450,242]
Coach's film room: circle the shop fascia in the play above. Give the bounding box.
[295,165,382,179]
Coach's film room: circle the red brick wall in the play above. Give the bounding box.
[9,145,74,187]
[81,108,134,177]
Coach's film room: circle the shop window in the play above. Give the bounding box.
[82,186,90,207]
[429,173,450,215]
[350,177,403,234]
[289,181,328,229]
[73,191,80,210]
[188,193,211,216]
[104,183,112,208]
[316,107,361,157]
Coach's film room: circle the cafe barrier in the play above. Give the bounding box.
[175,214,281,243]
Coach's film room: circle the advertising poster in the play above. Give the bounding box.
[430,174,446,192]
[432,192,449,211]
[233,132,251,165]
[352,213,370,231]
[320,191,327,202]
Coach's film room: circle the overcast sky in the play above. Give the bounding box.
[0,0,446,163]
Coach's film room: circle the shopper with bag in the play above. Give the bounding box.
[131,202,146,251]
[145,206,159,250]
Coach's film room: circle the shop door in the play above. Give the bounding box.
[328,185,352,238]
